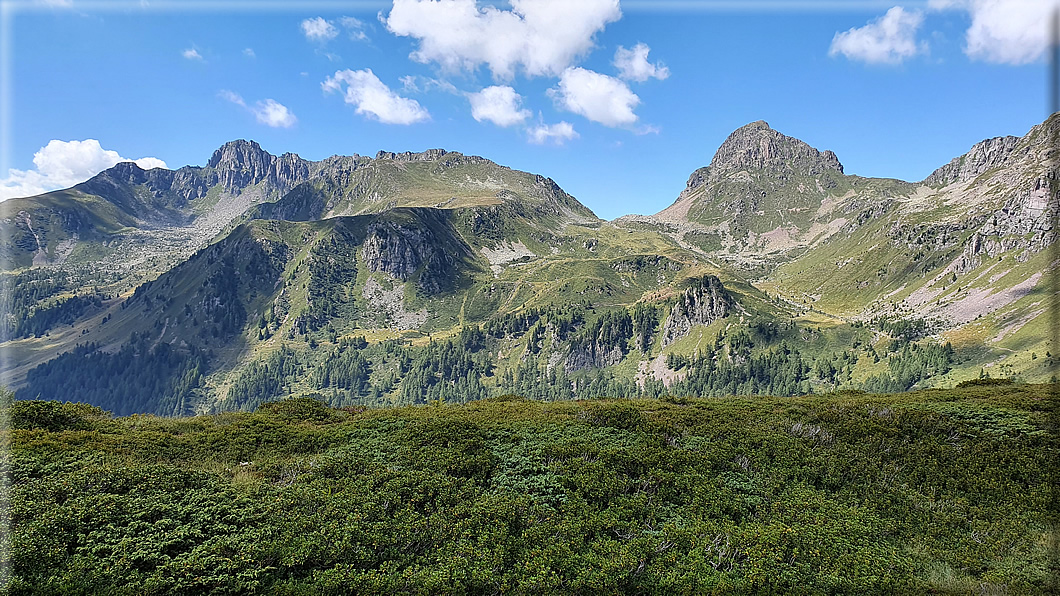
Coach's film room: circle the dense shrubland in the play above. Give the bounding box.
[6,384,1057,594]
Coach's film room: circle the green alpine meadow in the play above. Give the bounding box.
[2,117,1055,414]
[6,1,1059,592]
[2,109,1057,592]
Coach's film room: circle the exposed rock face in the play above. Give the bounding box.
[374,148,452,162]
[661,276,730,346]
[924,135,1022,186]
[361,221,456,293]
[361,223,430,281]
[207,140,311,195]
[75,163,203,223]
[953,233,984,275]
[701,120,844,186]
[929,117,1058,262]
[72,140,313,227]
[565,343,624,373]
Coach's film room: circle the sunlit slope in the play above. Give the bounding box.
[249,149,597,226]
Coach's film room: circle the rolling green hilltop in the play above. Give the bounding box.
[1,115,1055,415]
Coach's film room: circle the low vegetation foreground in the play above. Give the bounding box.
[6,382,1058,594]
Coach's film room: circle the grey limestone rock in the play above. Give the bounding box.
[661,276,730,346]
[924,135,1022,186]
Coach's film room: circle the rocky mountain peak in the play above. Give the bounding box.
[205,139,310,194]
[923,135,1022,186]
[207,139,272,169]
[706,121,844,179]
[374,148,450,162]
[104,161,150,181]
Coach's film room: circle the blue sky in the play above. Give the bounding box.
[0,0,1054,219]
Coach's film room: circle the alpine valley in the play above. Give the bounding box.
[2,115,1056,416]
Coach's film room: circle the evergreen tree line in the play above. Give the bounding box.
[304,233,359,331]
[395,327,493,404]
[226,345,306,411]
[18,333,207,416]
[15,288,958,414]
[1,270,107,339]
[862,342,955,393]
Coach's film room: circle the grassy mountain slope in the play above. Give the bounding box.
[251,149,596,226]
[5,117,1055,415]
[650,114,1057,385]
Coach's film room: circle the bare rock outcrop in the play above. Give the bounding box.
[207,140,311,195]
[361,221,457,294]
[924,135,1022,186]
[661,276,730,346]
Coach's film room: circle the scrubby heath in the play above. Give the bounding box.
[7,382,1057,594]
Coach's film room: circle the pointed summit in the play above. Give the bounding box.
[654,120,854,231]
[206,140,310,194]
[207,139,273,169]
[708,121,844,177]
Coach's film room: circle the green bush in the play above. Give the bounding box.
[956,377,1015,388]
[11,400,111,431]
[9,383,1057,593]
[257,395,339,423]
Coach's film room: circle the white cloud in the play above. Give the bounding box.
[931,0,1057,64]
[469,86,531,127]
[341,16,369,41]
[252,99,298,128]
[829,6,926,64]
[0,140,167,201]
[182,48,203,61]
[548,66,640,127]
[220,91,297,128]
[528,121,578,145]
[400,75,420,93]
[302,17,339,41]
[243,47,256,58]
[219,89,246,107]
[385,0,621,80]
[322,69,430,125]
[613,43,669,82]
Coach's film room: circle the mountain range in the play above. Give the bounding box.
[2,114,1055,415]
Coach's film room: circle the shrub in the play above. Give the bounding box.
[956,378,1014,388]
[257,395,338,423]
[11,400,111,431]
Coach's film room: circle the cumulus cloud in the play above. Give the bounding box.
[829,7,926,64]
[528,121,578,145]
[323,69,430,125]
[0,140,167,201]
[613,43,669,82]
[385,0,621,80]
[302,17,339,41]
[243,47,256,58]
[182,48,203,61]
[252,99,298,128]
[469,86,531,127]
[220,91,297,128]
[548,67,640,127]
[931,0,1056,64]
